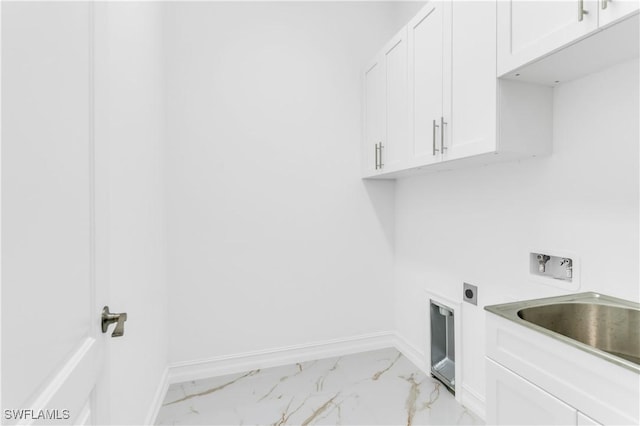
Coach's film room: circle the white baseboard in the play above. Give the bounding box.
[392,332,427,374]
[167,331,395,385]
[461,383,486,421]
[144,367,169,425]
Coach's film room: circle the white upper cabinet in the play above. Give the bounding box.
[408,2,444,166]
[498,1,598,76]
[498,0,639,80]
[363,1,554,179]
[383,28,409,172]
[362,0,637,178]
[443,0,497,162]
[599,0,640,26]
[362,28,408,177]
[363,54,385,176]
[408,1,502,168]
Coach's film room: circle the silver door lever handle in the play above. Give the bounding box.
[101,306,127,337]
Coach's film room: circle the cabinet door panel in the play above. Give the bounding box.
[599,0,640,27]
[577,412,602,426]
[363,55,384,176]
[383,28,409,171]
[408,2,443,165]
[498,0,598,75]
[443,1,497,161]
[486,359,577,426]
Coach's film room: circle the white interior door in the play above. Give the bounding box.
[408,1,443,166]
[2,2,111,424]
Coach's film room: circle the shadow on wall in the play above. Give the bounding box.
[362,179,396,247]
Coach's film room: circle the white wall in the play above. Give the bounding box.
[164,2,422,364]
[394,58,639,409]
[98,3,168,424]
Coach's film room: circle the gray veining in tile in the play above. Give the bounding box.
[156,348,484,425]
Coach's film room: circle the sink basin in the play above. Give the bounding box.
[485,292,640,373]
[517,303,640,365]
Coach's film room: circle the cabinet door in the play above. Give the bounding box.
[599,0,640,27]
[383,28,409,171]
[486,359,577,426]
[577,412,602,425]
[408,2,443,166]
[363,54,385,176]
[497,0,598,76]
[442,1,497,161]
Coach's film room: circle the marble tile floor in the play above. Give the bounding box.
[156,347,483,425]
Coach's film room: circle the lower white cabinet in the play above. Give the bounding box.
[486,313,637,425]
[486,359,576,425]
[487,359,604,426]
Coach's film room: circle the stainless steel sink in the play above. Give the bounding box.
[486,292,640,373]
[518,302,640,365]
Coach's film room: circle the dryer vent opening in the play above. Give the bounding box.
[430,300,455,393]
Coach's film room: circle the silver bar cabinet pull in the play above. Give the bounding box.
[578,0,589,21]
[440,116,448,154]
[379,143,384,169]
[374,143,379,170]
[602,0,608,10]
[432,119,440,156]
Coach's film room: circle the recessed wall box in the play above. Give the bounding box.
[529,250,580,291]
[463,283,477,305]
[430,299,455,394]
